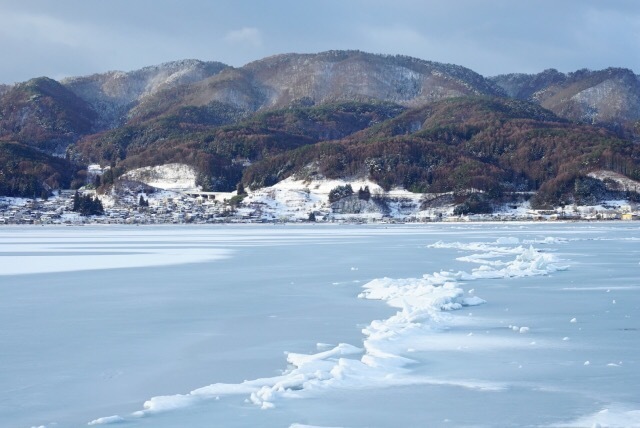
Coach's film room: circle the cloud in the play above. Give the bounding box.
[224,27,263,47]
[0,11,86,47]
[352,3,640,77]
[353,26,480,75]
[0,7,196,82]
[0,0,638,83]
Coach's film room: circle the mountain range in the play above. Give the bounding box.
[0,50,639,209]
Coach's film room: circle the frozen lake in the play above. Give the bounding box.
[0,223,639,428]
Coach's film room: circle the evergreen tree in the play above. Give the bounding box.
[72,193,104,216]
[93,197,104,215]
[328,184,354,203]
[308,212,316,222]
[102,168,114,186]
[236,182,246,195]
[73,191,80,211]
[139,194,149,207]
[358,186,371,201]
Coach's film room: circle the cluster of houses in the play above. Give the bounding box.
[0,189,638,225]
[0,191,237,225]
[0,197,67,225]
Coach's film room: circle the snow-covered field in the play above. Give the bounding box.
[120,163,198,190]
[0,224,639,427]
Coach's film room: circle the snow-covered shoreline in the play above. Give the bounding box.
[3,164,640,225]
[1,183,637,227]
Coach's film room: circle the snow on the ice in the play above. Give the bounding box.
[496,237,520,245]
[552,407,640,428]
[0,229,233,275]
[104,234,569,422]
[88,415,125,425]
[428,240,567,277]
[316,343,334,351]
[286,343,362,367]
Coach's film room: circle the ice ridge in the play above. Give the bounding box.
[89,236,568,423]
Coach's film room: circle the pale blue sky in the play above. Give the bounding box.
[0,0,638,83]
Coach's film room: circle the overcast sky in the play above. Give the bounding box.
[0,0,638,84]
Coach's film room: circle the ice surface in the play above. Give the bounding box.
[0,228,232,275]
[290,425,343,428]
[1,223,639,428]
[129,232,569,417]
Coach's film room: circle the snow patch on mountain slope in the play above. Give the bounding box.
[237,177,447,221]
[588,170,640,193]
[61,60,227,128]
[240,177,384,221]
[275,177,383,196]
[121,164,198,190]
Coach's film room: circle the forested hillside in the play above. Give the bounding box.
[0,50,639,207]
[243,97,640,208]
[0,142,77,197]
